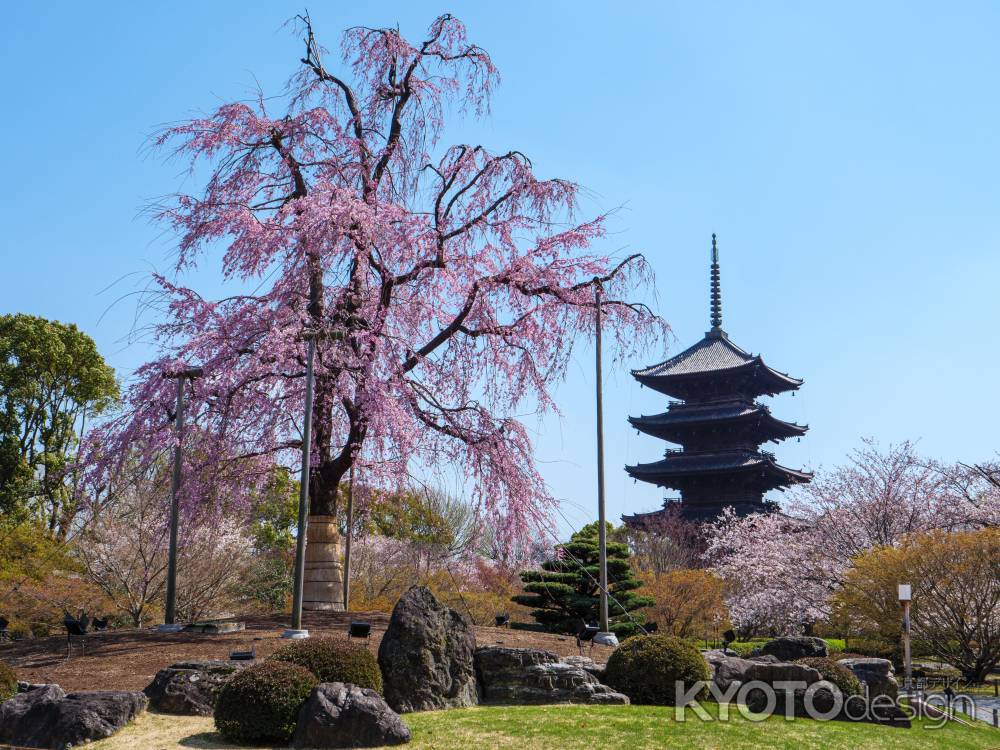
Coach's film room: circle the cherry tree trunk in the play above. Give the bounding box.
[303,515,345,611]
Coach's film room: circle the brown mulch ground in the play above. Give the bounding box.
[0,611,613,692]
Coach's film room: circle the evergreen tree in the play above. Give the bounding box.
[513,522,653,636]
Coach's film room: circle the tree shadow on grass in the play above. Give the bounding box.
[179,732,287,749]
[177,731,235,748]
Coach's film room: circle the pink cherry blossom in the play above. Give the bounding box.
[85,14,666,550]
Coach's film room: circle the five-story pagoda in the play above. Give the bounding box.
[624,235,812,525]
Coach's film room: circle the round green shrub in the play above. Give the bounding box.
[798,657,862,697]
[269,637,382,694]
[604,634,710,706]
[0,661,16,703]
[214,661,318,744]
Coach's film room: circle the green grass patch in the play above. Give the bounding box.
[92,703,999,750]
[697,637,848,656]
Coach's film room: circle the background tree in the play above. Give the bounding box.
[624,505,703,574]
[359,485,478,561]
[639,568,730,639]
[704,508,830,637]
[513,522,652,637]
[787,440,965,563]
[346,485,489,616]
[835,528,1000,683]
[0,313,117,537]
[77,458,253,626]
[237,468,299,613]
[704,440,996,635]
[92,13,664,608]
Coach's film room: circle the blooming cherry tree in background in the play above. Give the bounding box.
[77,457,254,626]
[88,13,665,608]
[788,440,963,562]
[704,508,831,636]
[705,440,1000,635]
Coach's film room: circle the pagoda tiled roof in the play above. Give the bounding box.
[633,333,754,377]
[632,331,802,393]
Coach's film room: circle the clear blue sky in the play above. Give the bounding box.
[3,1,999,534]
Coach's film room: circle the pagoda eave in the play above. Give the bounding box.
[634,359,802,399]
[626,453,813,489]
[629,409,807,443]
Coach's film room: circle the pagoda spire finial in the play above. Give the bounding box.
[710,233,722,332]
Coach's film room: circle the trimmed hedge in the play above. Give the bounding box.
[0,661,15,703]
[605,634,710,706]
[798,657,862,697]
[214,661,318,744]
[269,637,382,694]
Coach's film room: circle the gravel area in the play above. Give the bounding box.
[0,611,613,691]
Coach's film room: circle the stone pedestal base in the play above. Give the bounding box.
[303,515,345,612]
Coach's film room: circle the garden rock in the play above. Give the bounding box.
[144,659,248,715]
[292,682,410,748]
[17,680,54,692]
[0,685,147,749]
[759,636,828,661]
[475,647,628,705]
[837,657,899,700]
[745,684,838,717]
[0,684,67,746]
[745,685,910,727]
[377,586,478,712]
[561,654,607,680]
[705,652,822,692]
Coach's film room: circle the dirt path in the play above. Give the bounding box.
[0,611,611,691]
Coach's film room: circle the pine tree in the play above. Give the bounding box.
[513,522,653,636]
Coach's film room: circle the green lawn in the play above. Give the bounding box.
[91,703,999,750]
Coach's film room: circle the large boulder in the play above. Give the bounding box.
[745,684,839,718]
[745,684,910,727]
[292,682,410,748]
[759,636,828,661]
[837,657,899,700]
[144,659,249,715]
[0,685,147,749]
[475,647,628,705]
[704,652,910,727]
[0,684,67,747]
[377,586,478,713]
[704,652,822,693]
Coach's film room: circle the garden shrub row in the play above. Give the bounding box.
[214,638,381,744]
